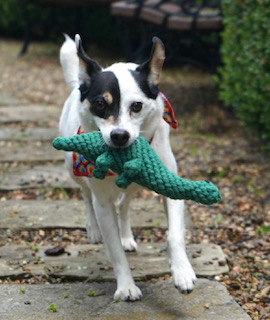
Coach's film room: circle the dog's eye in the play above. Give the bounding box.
[130,102,142,113]
[93,99,105,110]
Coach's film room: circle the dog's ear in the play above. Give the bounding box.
[75,34,102,86]
[137,37,165,87]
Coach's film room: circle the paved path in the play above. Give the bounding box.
[0,279,249,320]
[0,242,228,280]
[0,97,251,319]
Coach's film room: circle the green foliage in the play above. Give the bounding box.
[0,0,24,35]
[62,293,69,299]
[48,304,58,312]
[0,0,118,49]
[218,0,270,149]
[257,225,270,236]
[87,290,96,297]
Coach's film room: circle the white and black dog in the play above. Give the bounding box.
[59,34,197,301]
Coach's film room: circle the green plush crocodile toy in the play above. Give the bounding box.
[52,132,221,205]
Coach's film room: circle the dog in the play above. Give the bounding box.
[59,34,197,301]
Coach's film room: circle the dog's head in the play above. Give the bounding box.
[75,35,165,148]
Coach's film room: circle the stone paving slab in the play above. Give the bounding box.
[0,106,61,124]
[0,200,86,230]
[0,94,20,106]
[0,127,59,141]
[0,198,171,230]
[0,279,251,320]
[0,142,63,162]
[0,242,228,280]
[0,166,198,224]
[0,165,78,191]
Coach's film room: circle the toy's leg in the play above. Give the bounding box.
[152,134,197,294]
[115,159,142,189]
[117,187,139,252]
[90,179,142,301]
[93,152,114,179]
[115,174,131,189]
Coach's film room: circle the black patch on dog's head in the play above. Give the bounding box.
[80,71,120,120]
[130,37,165,100]
[76,35,120,121]
[130,68,159,99]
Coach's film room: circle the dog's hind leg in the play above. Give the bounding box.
[117,187,138,252]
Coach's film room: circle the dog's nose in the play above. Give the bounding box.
[110,129,130,147]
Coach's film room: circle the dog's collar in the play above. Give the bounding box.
[72,92,177,178]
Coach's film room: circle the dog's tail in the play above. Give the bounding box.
[60,34,79,91]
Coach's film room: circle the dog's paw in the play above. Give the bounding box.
[172,265,197,294]
[121,237,138,252]
[114,284,142,301]
[86,227,103,244]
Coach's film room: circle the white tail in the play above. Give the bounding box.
[59,34,79,91]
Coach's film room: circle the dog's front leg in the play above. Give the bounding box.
[69,174,102,244]
[165,198,197,293]
[151,125,197,293]
[81,187,102,244]
[91,181,142,301]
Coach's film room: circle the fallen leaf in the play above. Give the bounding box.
[44,245,65,256]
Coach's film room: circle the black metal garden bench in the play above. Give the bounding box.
[18,0,117,56]
[110,0,222,70]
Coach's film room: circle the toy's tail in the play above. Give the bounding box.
[154,175,221,204]
[175,179,221,204]
[132,156,221,204]
[60,34,79,91]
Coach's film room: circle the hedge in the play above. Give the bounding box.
[218,0,270,149]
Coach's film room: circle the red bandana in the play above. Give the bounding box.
[159,92,178,129]
[72,126,114,178]
[72,92,177,178]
